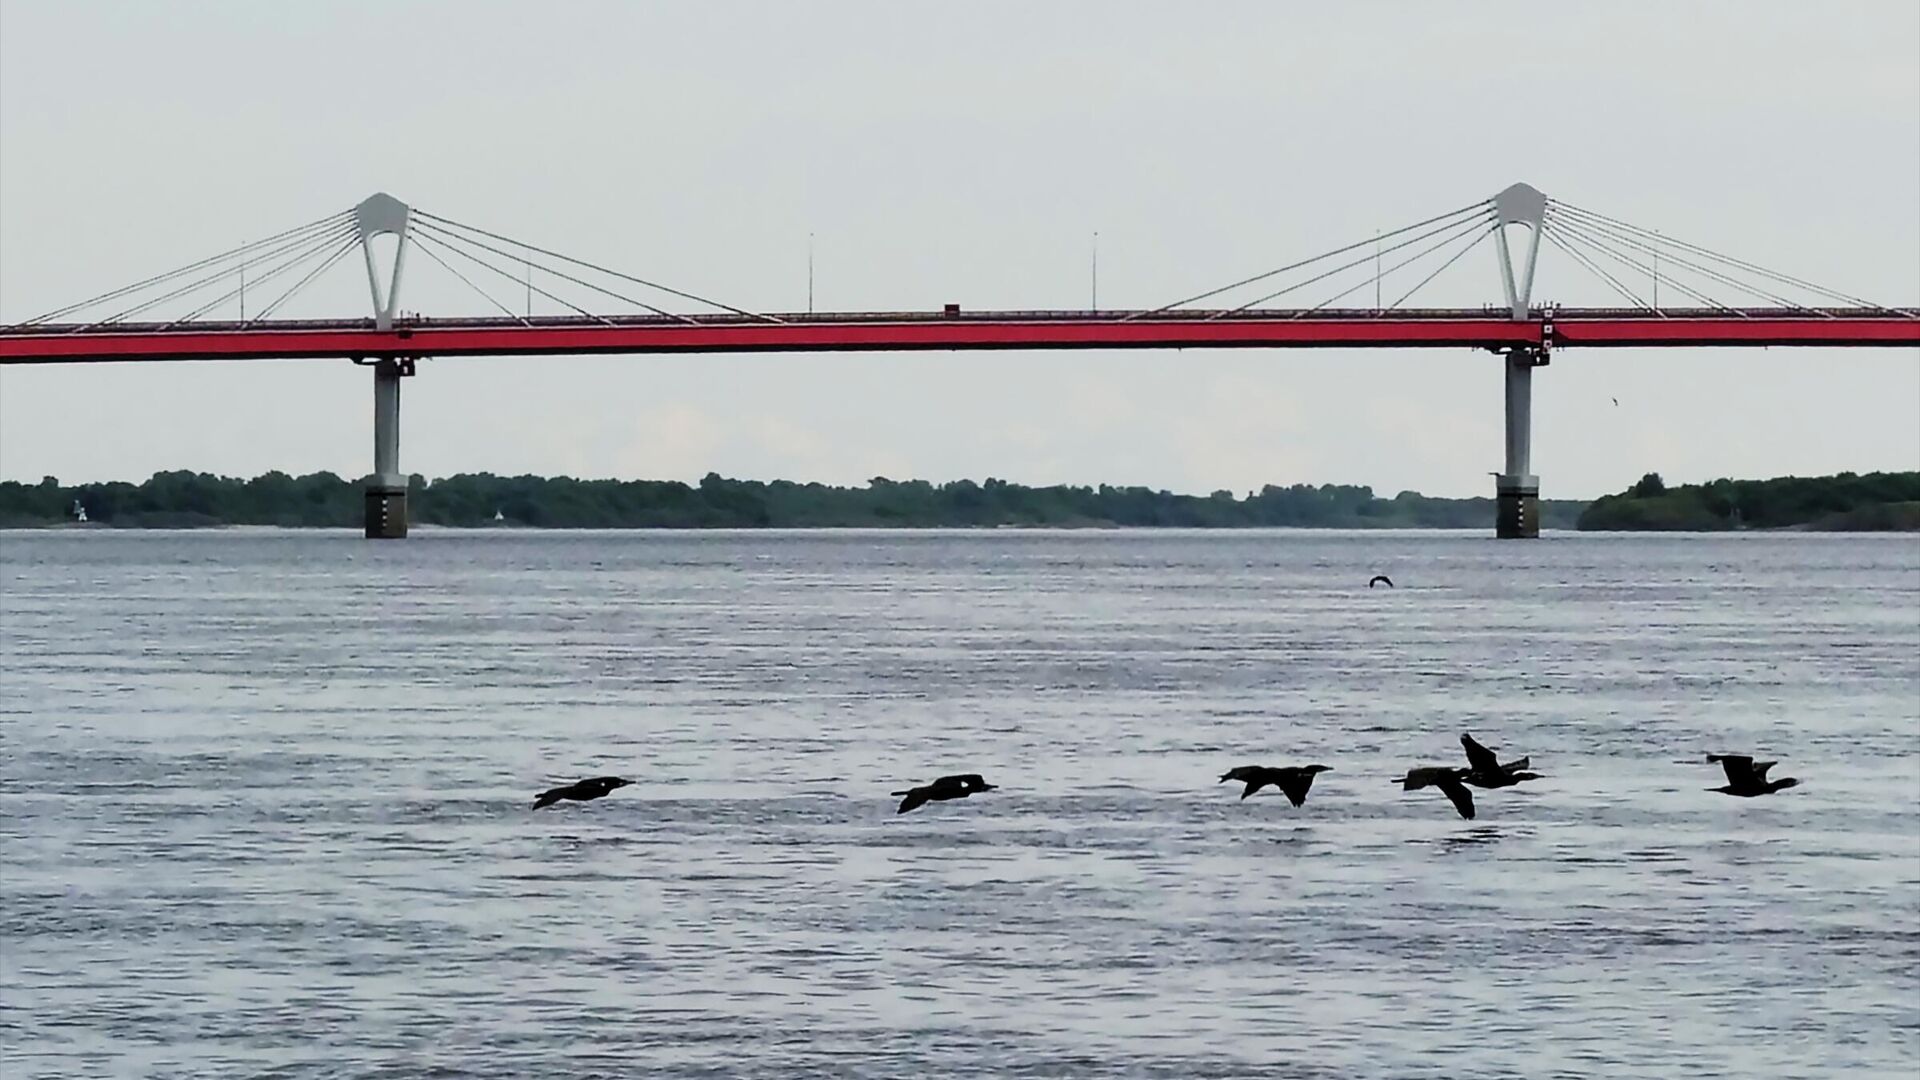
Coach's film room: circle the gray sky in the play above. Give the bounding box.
[2,0,1916,498]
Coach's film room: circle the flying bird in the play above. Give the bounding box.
[1397,765,1476,820]
[1369,575,1394,589]
[1218,764,1332,806]
[893,773,997,814]
[532,776,631,810]
[1706,753,1800,798]
[1457,733,1542,789]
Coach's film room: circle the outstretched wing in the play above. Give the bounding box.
[1278,771,1316,808]
[532,786,567,809]
[1437,778,1476,820]
[1240,776,1275,800]
[896,787,930,814]
[1708,754,1756,785]
[1460,734,1501,775]
[1751,761,1777,780]
[1500,756,1530,774]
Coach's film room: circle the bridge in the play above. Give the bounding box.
[3,184,1915,538]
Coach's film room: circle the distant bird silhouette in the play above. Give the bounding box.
[1457,733,1542,789]
[893,773,997,814]
[1397,765,1476,820]
[532,776,630,810]
[1219,764,1331,806]
[1611,396,1619,406]
[1706,753,1800,798]
[1369,575,1394,589]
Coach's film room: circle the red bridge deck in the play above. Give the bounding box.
[1,308,1915,364]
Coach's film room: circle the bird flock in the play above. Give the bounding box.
[532,735,1799,819]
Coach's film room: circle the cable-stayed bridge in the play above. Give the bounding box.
[3,184,1914,537]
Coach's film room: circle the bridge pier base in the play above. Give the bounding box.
[365,359,411,539]
[1495,346,1545,539]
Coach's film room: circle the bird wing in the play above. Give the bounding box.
[1752,761,1777,779]
[532,786,568,809]
[1460,734,1501,775]
[1437,778,1476,820]
[1240,776,1274,800]
[1709,754,1756,785]
[1500,756,1530,774]
[897,788,930,814]
[1278,771,1316,807]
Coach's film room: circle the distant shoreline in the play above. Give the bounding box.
[4,469,1915,532]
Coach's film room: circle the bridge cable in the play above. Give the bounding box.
[163,225,365,327]
[414,211,783,323]
[1129,199,1494,318]
[412,220,688,324]
[75,220,359,330]
[1294,214,1495,314]
[1543,230,1653,311]
[247,234,365,324]
[409,232,532,325]
[405,223,622,325]
[1548,218,1739,314]
[17,210,353,326]
[1218,207,1497,315]
[1545,206,1828,314]
[1548,199,1909,315]
[1387,223,1497,311]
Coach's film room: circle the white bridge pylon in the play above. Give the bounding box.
[1492,182,1547,322]
[355,192,415,538]
[355,192,413,332]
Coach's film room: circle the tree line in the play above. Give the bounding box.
[0,470,1591,530]
[1576,471,1920,531]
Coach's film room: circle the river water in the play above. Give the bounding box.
[1,529,1916,1078]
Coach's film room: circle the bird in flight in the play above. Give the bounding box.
[1705,753,1800,797]
[532,776,631,810]
[1219,764,1332,806]
[1396,765,1477,820]
[1457,733,1542,789]
[1369,575,1394,589]
[893,773,997,814]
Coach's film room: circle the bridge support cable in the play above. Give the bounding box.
[1545,206,1826,314]
[1543,230,1654,311]
[1130,198,1494,318]
[247,234,365,325]
[1387,224,1495,310]
[1546,214,1742,314]
[411,219,685,323]
[1547,198,1913,316]
[412,211,782,323]
[1291,212,1497,314]
[406,223,624,324]
[1217,206,1498,316]
[77,220,361,330]
[407,232,531,325]
[162,225,365,328]
[12,210,354,326]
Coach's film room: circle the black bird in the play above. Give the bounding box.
[1369,575,1394,589]
[1396,765,1476,820]
[1219,764,1332,806]
[1706,753,1800,798]
[532,776,631,810]
[893,773,997,814]
[1458,733,1542,789]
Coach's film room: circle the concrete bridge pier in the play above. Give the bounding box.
[364,358,413,539]
[353,192,416,539]
[1496,345,1546,539]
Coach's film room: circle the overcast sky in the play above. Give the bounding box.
[2,1,1916,498]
